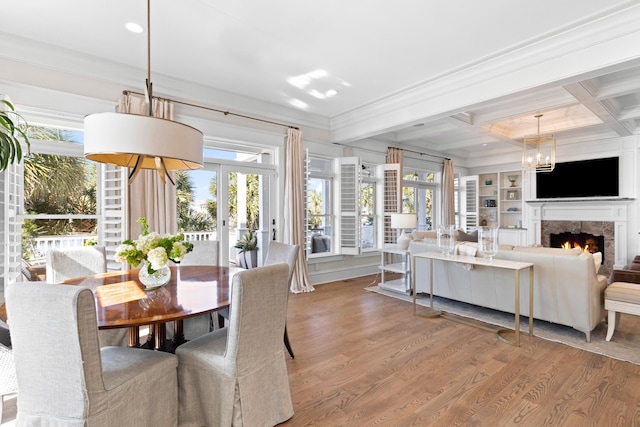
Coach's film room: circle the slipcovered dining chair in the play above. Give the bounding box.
[46,245,128,347]
[177,239,219,267]
[176,263,294,427]
[219,241,299,358]
[6,282,179,426]
[167,239,220,341]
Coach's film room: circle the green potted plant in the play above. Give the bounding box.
[0,98,30,171]
[234,229,258,269]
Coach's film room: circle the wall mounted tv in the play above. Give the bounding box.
[535,157,619,199]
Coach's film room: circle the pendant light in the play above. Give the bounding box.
[83,0,203,185]
[522,114,555,173]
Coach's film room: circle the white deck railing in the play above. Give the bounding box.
[31,231,218,258]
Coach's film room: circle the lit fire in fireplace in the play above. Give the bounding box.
[561,241,590,252]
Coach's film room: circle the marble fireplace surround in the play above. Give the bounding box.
[528,199,632,273]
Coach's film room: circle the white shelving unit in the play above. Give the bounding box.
[378,245,411,293]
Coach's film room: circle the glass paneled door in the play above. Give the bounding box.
[219,165,274,267]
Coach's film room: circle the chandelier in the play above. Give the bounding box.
[522,114,555,173]
[83,0,203,185]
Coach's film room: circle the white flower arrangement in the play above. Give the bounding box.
[115,217,193,273]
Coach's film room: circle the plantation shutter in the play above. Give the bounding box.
[336,157,360,255]
[379,163,401,245]
[460,175,478,230]
[100,164,128,271]
[0,161,23,290]
[303,149,312,257]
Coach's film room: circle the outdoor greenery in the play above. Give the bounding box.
[234,229,258,253]
[176,171,215,232]
[22,126,96,259]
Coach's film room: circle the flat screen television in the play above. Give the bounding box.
[536,157,619,199]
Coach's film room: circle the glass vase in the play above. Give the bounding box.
[479,226,499,261]
[138,262,171,289]
[437,224,455,256]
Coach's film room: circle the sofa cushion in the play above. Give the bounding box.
[412,230,437,240]
[458,230,478,242]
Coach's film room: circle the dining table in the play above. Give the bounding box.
[0,265,240,352]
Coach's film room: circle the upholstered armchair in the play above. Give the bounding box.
[609,256,640,284]
[6,282,179,426]
[46,245,128,347]
[176,263,294,426]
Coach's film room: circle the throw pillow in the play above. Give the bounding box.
[458,229,478,242]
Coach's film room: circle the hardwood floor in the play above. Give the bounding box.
[282,275,640,426]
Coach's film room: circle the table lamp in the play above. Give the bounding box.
[390,213,417,250]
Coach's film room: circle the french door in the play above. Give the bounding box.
[218,164,275,266]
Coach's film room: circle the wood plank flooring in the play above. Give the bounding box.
[282,275,640,426]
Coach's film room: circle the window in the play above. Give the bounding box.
[307,156,334,255]
[403,170,436,230]
[20,126,100,277]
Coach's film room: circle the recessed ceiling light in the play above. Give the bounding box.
[125,22,144,33]
[325,89,338,98]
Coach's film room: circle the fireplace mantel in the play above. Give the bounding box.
[528,199,632,269]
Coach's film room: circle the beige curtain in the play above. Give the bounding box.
[118,94,177,236]
[284,128,314,293]
[442,158,455,226]
[386,147,403,174]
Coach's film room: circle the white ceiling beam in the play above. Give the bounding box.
[564,82,633,136]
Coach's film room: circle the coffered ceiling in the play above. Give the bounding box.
[2,0,640,164]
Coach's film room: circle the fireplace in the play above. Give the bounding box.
[541,221,613,276]
[529,199,631,276]
[550,231,605,262]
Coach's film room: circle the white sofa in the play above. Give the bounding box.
[410,240,608,341]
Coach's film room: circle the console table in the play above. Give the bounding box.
[411,252,534,346]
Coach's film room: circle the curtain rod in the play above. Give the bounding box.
[398,147,450,161]
[122,90,299,130]
[332,142,449,162]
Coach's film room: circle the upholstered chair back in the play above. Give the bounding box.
[7,283,106,419]
[176,239,219,266]
[264,241,299,286]
[176,263,293,426]
[6,282,179,426]
[46,245,107,283]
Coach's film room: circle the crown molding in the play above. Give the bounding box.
[330,3,640,143]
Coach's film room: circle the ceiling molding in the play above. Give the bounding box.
[330,3,640,142]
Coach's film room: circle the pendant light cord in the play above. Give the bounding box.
[146,0,153,116]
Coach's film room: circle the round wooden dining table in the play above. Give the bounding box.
[1,265,240,352]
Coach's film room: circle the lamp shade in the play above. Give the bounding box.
[390,213,417,229]
[83,112,203,170]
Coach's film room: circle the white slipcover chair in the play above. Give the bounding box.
[168,240,220,340]
[177,239,219,267]
[6,282,179,426]
[218,241,299,358]
[46,245,128,347]
[176,263,294,426]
